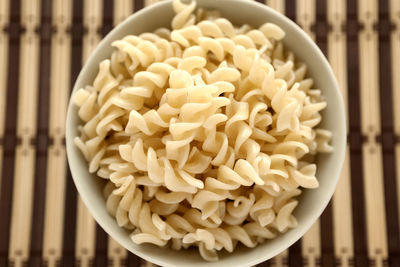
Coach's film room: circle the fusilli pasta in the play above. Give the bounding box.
[74,0,332,261]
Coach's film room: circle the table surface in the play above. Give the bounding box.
[0,0,399,266]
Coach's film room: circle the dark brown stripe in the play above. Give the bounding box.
[100,0,114,36]
[315,0,328,56]
[126,253,142,267]
[346,0,369,266]
[134,0,144,12]
[0,0,22,266]
[319,202,334,267]
[255,0,265,4]
[284,0,296,22]
[27,0,52,266]
[94,226,108,267]
[315,2,334,267]
[61,0,83,265]
[62,168,78,267]
[256,260,270,267]
[378,1,400,266]
[288,240,302,267]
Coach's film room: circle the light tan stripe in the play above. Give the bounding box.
[390,0,400,236]
[327,1,354,266]
[391,0,400,136]
[48,0,72,139]
[113,0,133,26]
[0,0,9,195]
[0,0,8,31]
[332,148,353,267]
[362,144,386,265]
[75,199,96,267]
[327,0,348,117]
[8,0,40,265]
[75,1,103,266]
[270,250,288,267]
[301,222,320,267]
[145,0,160,7]
[143,261,156,267]
[359,0,381,136]
[359,0,388,265]
[42,1,72,266]
[295,2,320,266]
[267,0,285,14]
[82,0,102,63]
[108,238,127,267]
[0,0,8,138]
[43,147,67,267]
[296,0,315,40]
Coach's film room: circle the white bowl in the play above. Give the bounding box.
[66,0,346,266]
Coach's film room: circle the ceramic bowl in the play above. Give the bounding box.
[66,1,346,266]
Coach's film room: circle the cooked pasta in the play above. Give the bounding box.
[73,0,332,261]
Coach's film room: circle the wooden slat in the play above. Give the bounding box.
[377,1,400,266]
[327,1,354,266]
[43,148,67,267]
[301,223,320,267]
[0,0,22,264]
[42,1,72,266]
[144,0,159,7]
[113,0,133,25]
[296,0,315,40]
[82,0,102,62]
[390,0,400,238]
[0,0,9,195]
[0,0,8,136]
[359,0,388,266]
[108,238,127,267]
[75,1,103,266]
[332,148,353,267]
[328,0,348,118]
[133,0,144,12]
[8,0,40,266]
[267,0,285,14]
[391,0,400,136]
[359,1,381,136]
[270,250,288,267]
[397,142,400,237]
[144,261,156,267]
[27,0,53,265]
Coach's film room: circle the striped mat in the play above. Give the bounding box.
[0,0,399,266]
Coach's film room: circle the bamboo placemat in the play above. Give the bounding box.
[0,0,399,266]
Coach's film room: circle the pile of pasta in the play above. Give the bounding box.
[73,0,332,261]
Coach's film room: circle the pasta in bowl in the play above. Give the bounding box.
[66,0,346,266]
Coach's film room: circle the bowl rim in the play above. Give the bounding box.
[66,0,347,266]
